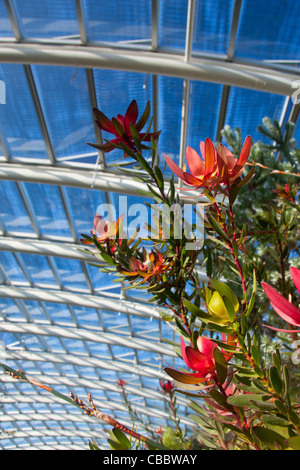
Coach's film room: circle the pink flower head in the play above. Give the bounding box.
[216,136,252,184]
[164,136,251,191]
[80,214,123,245]
[164,335,226,385]
[88,100,161,155]
[159,379,175,394]
[262,267,300,333]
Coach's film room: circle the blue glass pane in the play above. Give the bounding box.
[31,65,95,161]
[0,297,23,321]
[93,69,152,164]
[71,306,100,328]
[0,1,14,37]
[86,263,117,292]
[0,252,28,284]
[23,182,72,239]
[52,257,89,291]
[0,64,48,159]
[101,310,129,331]
[157,76,184,172]
[18,253,57,286]
[14,0,79,39]
[44,302,74,326]
[224,87,286,144]
[193,0,234,55]
[64,186,107,238]
[235,0,300,61]
[187,81,223,150]
[83,0,151,44]
[23,300,49,324]
[158,0,187,50]
[0,181,35,235]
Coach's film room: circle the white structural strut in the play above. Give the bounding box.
[0,236,209,281]
[0,320,175,356]
[0,285,164,319]
[0,43,298,95]
[0,162,153,197]
[0,162,211,204]
[2,348,170,380]
[0,237,96,261]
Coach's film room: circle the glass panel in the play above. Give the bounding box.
[158,0,187,50]
[31,65,96,162]
[23,182,73,239]
[63,186,107,238]
[23,300,49,324]
[0,1,14,37]
[235,0,300,62]
[157,75,184,173]
[52,257,89,291]
[0,252,28,284]
[0,297,24,322]
[70,306,100,328]
[0,64,48,160]
[192,0,235,55]
[83,0,151,44]
[13,0,79,40]
[0,181,35,235]
[43,302,75,326]
[186,80,223,150]
[18,253,57,287]
[223,87,286,144]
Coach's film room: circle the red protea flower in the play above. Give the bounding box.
[121,249,173,283]
[88,100,161,155]
[262,267,300,333]
[80,214,123,245]
[216,136,252,184]
[165,136,251,191]
[164,335,230,385]
[159,379,175,394]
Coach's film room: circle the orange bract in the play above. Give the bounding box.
[165,136,251,191]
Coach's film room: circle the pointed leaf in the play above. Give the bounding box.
[269,366,283,396]
[213,348,227,385]
[206,213,230,244]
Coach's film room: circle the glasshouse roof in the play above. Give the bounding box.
[0,0,299,450]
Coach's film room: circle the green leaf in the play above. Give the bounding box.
[107,429,130,450]
[269,365,283,396]
[227,393,268,408]
[135,152,154,176]
[98,252,116,266]
[182,299,211,321]
[244,269,256,317]
[112,428,131,449]
[238,165,255,188]
[253,426,285,450]
[285,436,300,450]
[251,344,260,366]
[248,400,277,411]
[213,348,227,385]
[262,414,290,427]
[154,165,164,192]
[206,213,230,244]
[174,317,190,339]
[210,389,233,412]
